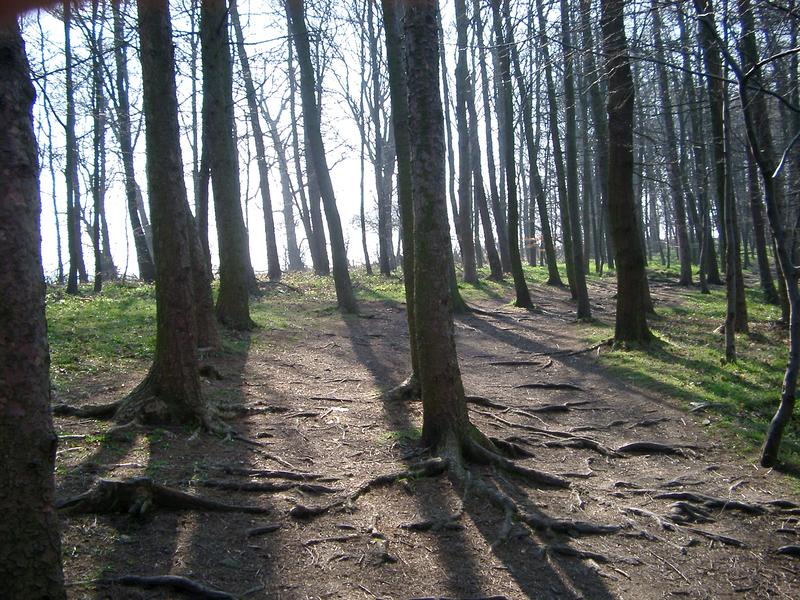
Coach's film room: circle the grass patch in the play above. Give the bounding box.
[47,283,156,388]
[580,283,798,471]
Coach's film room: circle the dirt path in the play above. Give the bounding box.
[56,281,800,599]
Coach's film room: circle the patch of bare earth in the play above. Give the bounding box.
[55,281,799,599]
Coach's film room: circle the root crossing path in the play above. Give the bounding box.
[53,283,799,599]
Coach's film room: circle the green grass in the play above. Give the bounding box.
[580,284,798,470]
[47,283,157,388]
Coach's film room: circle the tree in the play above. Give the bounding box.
[286,0,357,313]
[601,0,651,344]
[113,0,216,428]
[202,0,255,329]
[405,0,473,451]
[231,0,281,282]
[0,21,66,599]
[492,0,532,309]
[111,0,155,282]
[454,0,477,284]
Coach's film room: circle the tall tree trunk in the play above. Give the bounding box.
[287,0,357,313]
[287,20,324,273]
[367,0,392,276]
[64,0,87,293]
[357,5,373,275]
[492,0,533,309]
[112,0,154,282]
[114,0,213,428]
[559,0,591,319]
[454,0,477,283]
[231,0,281,281]
[747,149,779,303]
[382,0,419,386]
[0,22,66,600]
[406,0,472,451]
[580,0,615,273]
[601,0,651,343]
[468,68,503,280]
[652,0,693,286]
[507,13,561,285]
[229,0,281,281]
[535,0,577,298]
[201,0,254,329]
[260,102,304,271]
[472,0,510,272]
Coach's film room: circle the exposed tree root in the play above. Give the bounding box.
[53,400,122,419]
[527,339,613,358]
[57,477,270,515]
[489,437,537,459]
[522,513,622,536]
[466,395,509,409]
[464,438,570,488]
[383,374,420,402]
[776,545,800,557]
[682,526,746,547]
[616,441,689,456]
[621,506,675,531]
[516,382,584,391]
[546,544,614,564]
[246,523,281,536]
[201,480,340,494]
[303,534,361,546]
[215,466,322,480]
[653,491,766,515]
[668,501,715,524]
[400,516,464,531]
[98,575,236,600]
[488,360,547,367]
[349,458,450,501]
[524,400,592,413]
[541,437,620,458]
[629,417,670,428]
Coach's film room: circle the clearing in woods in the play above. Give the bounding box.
[50,268,799,599]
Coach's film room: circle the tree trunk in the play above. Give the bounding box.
[201,0,254,329]
[64,0,87,293]
[505,5,560,286]
[472,0,510,272]
[287,0,357,313]
[0,22,66,600]
[286,21,324,273]
[367,0,392,276]
[651,0,693,286]
[382,0,419,381]
[467,68,503,280]
[260,102,304,271]
[111,0,154,282]
[406,0,472,452]
[454,0,478,284]
[601,0,651,343]
[231,0,281,282]
[492,0,533,309]
[535,0,577,298]
[559,0,592,319]
[747,148,779,303]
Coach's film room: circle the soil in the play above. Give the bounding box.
[54,279,800,600]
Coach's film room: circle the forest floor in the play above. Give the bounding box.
[50,268,800,599]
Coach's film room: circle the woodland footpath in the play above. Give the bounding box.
[50,266,799,599]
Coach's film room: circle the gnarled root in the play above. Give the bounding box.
[98,575,235,600]
[383,374,421,402]
[57,477,270,515]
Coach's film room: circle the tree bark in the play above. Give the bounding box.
[406,0,472,451]
[651,0,693,286]
[115,0,212,426]
[231,0,281,282]
[201,0,254,329]
[492,0,533,309]
[287,0,357,313]
[559,0,592,319]
[601,0,651,343]
[112,0,154,282]
[454,0,477,284]
[0,22,66,600]
[472,0,510,272]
